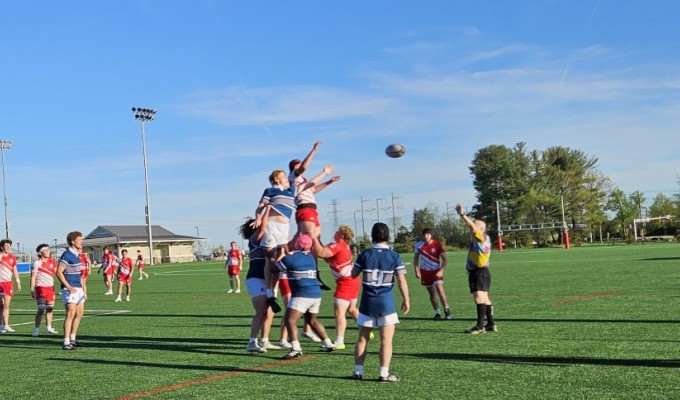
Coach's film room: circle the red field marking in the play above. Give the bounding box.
[551,289,620,306]
[117,355,316,400]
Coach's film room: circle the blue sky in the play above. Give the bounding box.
[1,1,679,254]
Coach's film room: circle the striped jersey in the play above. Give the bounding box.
[353,244,406,317]
[0,253,17,282]
[58,248,83,288]
[31,258,57,287]
[259,184,297,220]
[414,239,445,271]
[275,251,320,298]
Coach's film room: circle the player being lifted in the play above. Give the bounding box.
[288,141,340,341]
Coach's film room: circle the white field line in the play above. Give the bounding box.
[154,269,222,276]
[8,310,132,327]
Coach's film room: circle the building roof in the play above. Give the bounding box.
[81,225,201,246]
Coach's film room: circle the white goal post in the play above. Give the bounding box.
[632,215,674,241]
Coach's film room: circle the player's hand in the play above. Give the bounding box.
[329,176,341,183]
[322,164,335,175]
[313,141,322,151]
[30,289,36,299]
[435,270,443,279]
[401,300,410,315]
[97,268,102,274]
[414,270,421,279]
[455,203,464,216]
[16,283,21,292]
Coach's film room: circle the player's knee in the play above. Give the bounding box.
[37,303,47,311]
[46,304,54,313]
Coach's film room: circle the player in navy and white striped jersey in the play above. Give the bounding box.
[351,223,410,382]
[55,231,86,350]
[274,234,336,359]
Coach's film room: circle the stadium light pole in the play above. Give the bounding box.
[132,107,156,265]
[0,139,12,239]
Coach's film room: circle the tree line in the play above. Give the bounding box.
[392,143,679,251]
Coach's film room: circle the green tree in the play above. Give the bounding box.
[647,193,675,235]
[469,142,531,230]
[606,188,638,240]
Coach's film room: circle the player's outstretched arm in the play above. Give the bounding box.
[311,176,340,194]
[295,140,323,177]
[308,164,334,184]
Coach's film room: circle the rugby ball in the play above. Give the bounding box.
[385,143,406,158]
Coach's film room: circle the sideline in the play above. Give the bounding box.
[117,355,316,400]
[8,310,132,327]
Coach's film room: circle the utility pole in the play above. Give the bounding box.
[390,192,402,240]
[328,199,341,232]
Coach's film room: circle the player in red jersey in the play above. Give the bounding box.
[79,250,91,298]
[311,225,361,350]
[31,244,59,336]
[0,239,21,333]
[115,249,134,302]
[99,245,117,295]
[225,242,243,294]
[136,250,149,280]
[414,228,451,320]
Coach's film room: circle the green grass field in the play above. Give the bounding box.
[2,243,679,399]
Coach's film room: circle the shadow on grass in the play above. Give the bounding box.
[0,335,258,356]
[46,357,355,380]
[639,257,680,261]
[98,313,253,319]
[407,352,680,368]
[399,316,680,324]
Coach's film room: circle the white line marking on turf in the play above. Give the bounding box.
[9,310,132,327]
[154,269,218,275]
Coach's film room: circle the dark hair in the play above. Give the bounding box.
[122,249,128,254]
[66,231,83,246]
[288,159,301,172]
[0,239,12,248]
[239,219,257,240]
[36,243,49,253]
[371,222,390,243]
[422,228,433,235]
